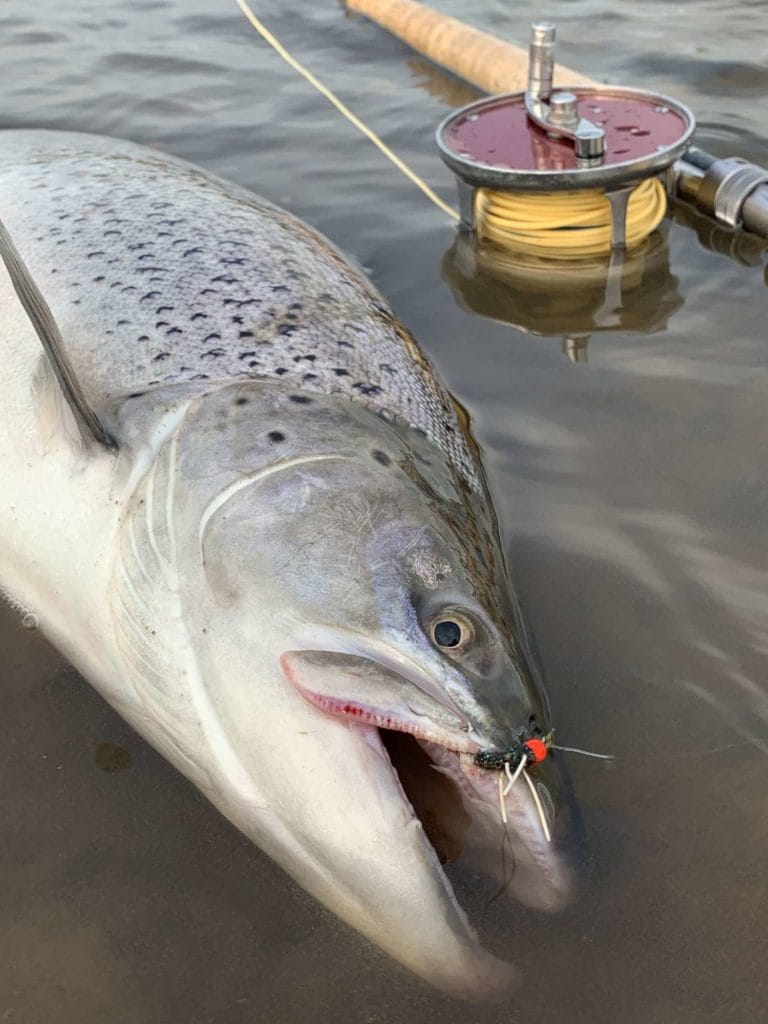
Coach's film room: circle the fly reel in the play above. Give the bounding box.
[436,22,696,259]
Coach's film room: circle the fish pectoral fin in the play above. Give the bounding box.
[0,214,115,449]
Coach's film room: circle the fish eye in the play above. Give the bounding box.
[429,612,476,652]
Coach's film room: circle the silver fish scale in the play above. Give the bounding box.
[0,131,479,490]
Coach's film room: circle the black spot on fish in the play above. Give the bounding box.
[354,383,382,397]
[203,348,225,358]
[289,394,311,405]
[183,247,203,257]
[235,397,249,406]
[93,275,105,282]
[239,351,256,360]
[156,305,174,314]
[278,323,297,336]
[268,431,285,443]
[166,327,183,336]
[338,339,353,349]
[128,391,146,399]
[248,360,258,368]
[303,373,317,381]
[275,368,288,376]
[289,302,302,310]
[141,291,162,302]
[191,312,208,321]
[272,284,289,293]
[117,319,130,326]
[239,330,254,339]
[86,251,105,258]
[372,450,391,466]
[293,354,316,363]
[153,352,170,362]
[156,321,169,328]
[333,368,350,377]
[138,335,149,342]
[200,288,218,296]
[203,333,221,343]
[231,316,244,325]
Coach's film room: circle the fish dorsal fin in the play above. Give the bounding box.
[0,214,116,449]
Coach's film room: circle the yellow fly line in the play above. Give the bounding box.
[234,0,666,258]
[234,0,458,221]
[476,177,667,259]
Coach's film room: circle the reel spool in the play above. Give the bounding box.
[436,22,696,259]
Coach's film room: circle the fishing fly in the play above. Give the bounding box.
[475,734,551,838]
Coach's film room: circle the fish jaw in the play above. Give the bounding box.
[282,649,573,915]
[280,650,477,753]
[189,647,516,1001]
[423,745,573,913]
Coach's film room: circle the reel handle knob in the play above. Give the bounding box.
[525,22,606,162]
[528,21,556,102]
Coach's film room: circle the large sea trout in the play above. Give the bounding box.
[0,131,570,998]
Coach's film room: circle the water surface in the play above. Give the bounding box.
[1,1,767,1021]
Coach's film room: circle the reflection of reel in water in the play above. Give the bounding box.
[442,226,684,357]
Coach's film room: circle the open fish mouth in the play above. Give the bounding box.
[280,650,572,915]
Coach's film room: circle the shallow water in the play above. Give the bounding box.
[1,0,767,1021]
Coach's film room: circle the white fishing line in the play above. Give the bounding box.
[552,743,615,760]
[523,769,552,844]
[497,772,508,825]
[502,755,527,796]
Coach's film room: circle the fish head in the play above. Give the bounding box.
[117,382,572,998]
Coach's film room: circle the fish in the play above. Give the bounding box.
[0,130,571,999]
